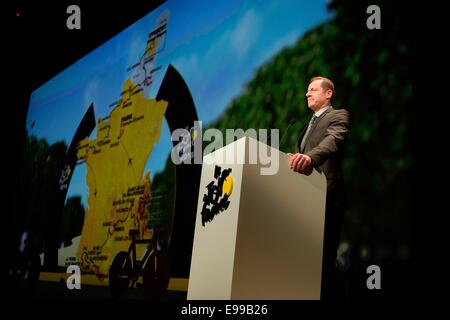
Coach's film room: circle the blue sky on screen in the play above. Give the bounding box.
[26,0,331,207]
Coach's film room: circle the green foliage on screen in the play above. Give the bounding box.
[206,0,411,248]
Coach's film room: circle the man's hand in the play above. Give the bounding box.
[288,153,313,175]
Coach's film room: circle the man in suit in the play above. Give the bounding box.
[288,76,350,300]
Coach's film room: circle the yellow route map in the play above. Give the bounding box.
[76,78,167,279]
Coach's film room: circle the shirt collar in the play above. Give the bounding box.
[314,105,332,118]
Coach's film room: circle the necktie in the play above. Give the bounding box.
[300,115,317,152]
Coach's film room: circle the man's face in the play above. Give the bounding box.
[305,80,332,111]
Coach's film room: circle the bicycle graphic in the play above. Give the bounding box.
[109,225,170,299]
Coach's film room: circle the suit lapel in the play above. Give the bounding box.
[295,125,308,152]
[310,106,332,132]
[296,106,333,152]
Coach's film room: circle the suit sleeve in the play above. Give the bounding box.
[306,109,349,167]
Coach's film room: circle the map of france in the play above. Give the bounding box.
[76,77,167,278]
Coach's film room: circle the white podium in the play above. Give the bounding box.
[187,137,327,300]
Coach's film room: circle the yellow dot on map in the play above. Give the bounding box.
[222,176,233,196]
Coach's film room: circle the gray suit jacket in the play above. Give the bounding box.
[296,107,350,209]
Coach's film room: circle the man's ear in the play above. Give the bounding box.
[326,89,332,100]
